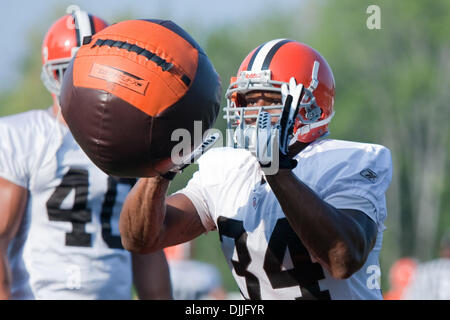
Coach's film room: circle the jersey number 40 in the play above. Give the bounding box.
[46,168,135,249]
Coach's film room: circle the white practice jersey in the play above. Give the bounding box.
[0,109,135,299]
[177,139,392,300]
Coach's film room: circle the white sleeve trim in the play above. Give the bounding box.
[175,189,216,232]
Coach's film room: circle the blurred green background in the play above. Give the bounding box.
[1,0,449,295]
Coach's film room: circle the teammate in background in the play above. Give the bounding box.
[0,6,171,299]
[164,243,227,300]
[383,257,417,300]
[120,39,393,299]
[403,233,450,300]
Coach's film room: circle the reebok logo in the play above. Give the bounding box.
[89,63,149,95]
[360,168,378,183]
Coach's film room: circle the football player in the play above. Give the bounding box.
[119,39,393,299]
[0,6,171,299]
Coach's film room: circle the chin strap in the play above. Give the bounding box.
[289,110,335,145]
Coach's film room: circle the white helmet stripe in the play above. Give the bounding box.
[73,9,92,46]
[250,38,287,72]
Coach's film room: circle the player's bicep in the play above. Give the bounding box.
[159,193,207,249]
[0,177,28,249]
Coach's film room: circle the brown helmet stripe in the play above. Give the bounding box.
[88,14,96,33]
[246,43,264,71]
[72,9,93,47]
[261,39,292,70]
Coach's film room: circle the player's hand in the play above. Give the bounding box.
[161,133,220,180]
[256,77,303,171]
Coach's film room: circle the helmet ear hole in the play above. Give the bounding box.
[298,108,307,122]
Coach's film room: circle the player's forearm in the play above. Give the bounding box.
[119,177,170,254]
[132,251,173,300]
[266,170,366,279]
[0,251,12,299]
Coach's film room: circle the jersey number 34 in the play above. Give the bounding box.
[218,216,331,300]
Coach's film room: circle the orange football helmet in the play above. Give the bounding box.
[41,5,108,96]
[224,39,335,144]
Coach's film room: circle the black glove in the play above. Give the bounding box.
[256,77,303,172]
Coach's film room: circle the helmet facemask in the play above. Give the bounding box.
[224,60,334,150]
[41,56,74,96]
